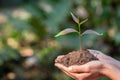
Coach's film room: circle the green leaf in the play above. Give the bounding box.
[70,12,79,24]
[79,18,88,25]
[82,29,103,36]
[55,28,78,37]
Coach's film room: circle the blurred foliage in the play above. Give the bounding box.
[0,0,120,80]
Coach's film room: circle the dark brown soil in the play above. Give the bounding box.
[55,50,98,67]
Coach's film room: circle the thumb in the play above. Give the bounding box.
[68,65,90,73]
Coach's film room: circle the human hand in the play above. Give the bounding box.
[55,61,105,80]
[55,50,120,80]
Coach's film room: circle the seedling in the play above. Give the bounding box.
[55,12,102,52]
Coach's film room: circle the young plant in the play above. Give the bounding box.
[55,13,102,52]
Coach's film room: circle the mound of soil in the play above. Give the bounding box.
[55,50,98,67]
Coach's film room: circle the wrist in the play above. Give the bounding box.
[101,63,120,80]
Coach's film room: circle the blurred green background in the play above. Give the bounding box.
[0,0,120,80]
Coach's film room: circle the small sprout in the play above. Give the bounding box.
[55,12,102,52]
[70,12,88,25]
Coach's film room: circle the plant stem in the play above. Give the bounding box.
[79,36,82,52]
[78,23,83,52]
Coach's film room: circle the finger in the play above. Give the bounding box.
[55,63,68,70]
[55,63,76,79]
[55,63,93,80]
[71,72,91,80]
[55,55,64,63]
[67,72,99,80]
[62,69,91,80]
[62,69,76,79]
[68,65,90,73]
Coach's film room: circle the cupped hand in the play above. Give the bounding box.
[55,61,106,80]
[55,50,120,80]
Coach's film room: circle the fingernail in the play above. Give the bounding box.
[68,67,72,71]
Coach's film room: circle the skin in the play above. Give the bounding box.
[55,49,120,80]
